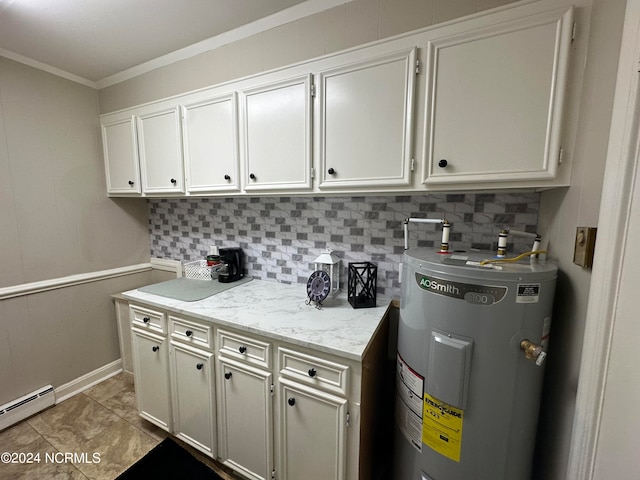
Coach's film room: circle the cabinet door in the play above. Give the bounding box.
[423,6,573,185]
[101,116,141,194]
[241,75,313,191]
[170,342,216,457]
[279,378,348,480]
[131,329,171,431]
[138,107,185,193]
[317,48,417,189]
[182,93,240,193]
[217,357,273,480]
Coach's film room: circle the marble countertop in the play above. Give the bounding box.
[121,279,391,361]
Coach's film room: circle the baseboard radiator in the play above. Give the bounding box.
[0,385,55,431]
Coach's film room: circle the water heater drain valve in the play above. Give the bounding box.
[520,339,547,366]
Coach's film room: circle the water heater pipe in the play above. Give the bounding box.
[496,228,542,258]
[403,217,451,253]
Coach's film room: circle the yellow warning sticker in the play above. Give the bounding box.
[422,393,464,462]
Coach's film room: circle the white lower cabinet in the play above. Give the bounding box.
[128,302,390,480]
[131,328,172,431]
[278,378,348,480]
[170,342,216,456]
[130,307,217,458]
[217,357,274,480]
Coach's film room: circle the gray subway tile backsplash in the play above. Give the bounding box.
[149,193,540,298]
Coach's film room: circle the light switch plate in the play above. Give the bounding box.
[573,227,597,268]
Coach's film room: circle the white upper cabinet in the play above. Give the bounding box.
[182,93,240,194]
[100,1,580,196]
[137,107,185,194]
[240,74,313,192]
[101,116,141,195]
[317,47,417,189]
[422,6,574,185]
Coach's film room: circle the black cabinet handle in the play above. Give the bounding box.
[185,330,193,337]
[224,372,232,380]
[128,180,134,186]
[196,363,203,370]
[170,178,177,184]
[328,168,335,175]
[143,317,150,323]
[239,346,247,354]
[308,368,317,378]
[224,174,231,181]
[249,173,256,180]
[152,346,159,352]
[438,159,448,168]
[288,398,296,406]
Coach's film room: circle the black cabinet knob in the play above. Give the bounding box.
[185,330,193,337]
[438,159,448,168]
[128,180,134,186]
[224,372,232,380]
[170,178,177,184]
[239,346,247,354]
[224,174,231,181]
[328,168,335,175]
[288,398,296,406]
[249,173,256,180]
[308,368,317,378]
[143,317,150,323]
[152,346,159,352]
[196,363,203,370]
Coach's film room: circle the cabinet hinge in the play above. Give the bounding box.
[310,83,316,97]
[270,384,275,396]
[410,158,416,172]
[310,167,315,179]
[571,22,576,43]
[271,470,276,480]
[346,412,350,427]
[415,60,421,75]
[558,147,565,165]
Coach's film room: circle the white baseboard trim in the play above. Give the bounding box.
[54,359,124,404]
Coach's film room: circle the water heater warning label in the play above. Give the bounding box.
[516,283,540,303]
[396,354,424,452]
[422,393,464,462]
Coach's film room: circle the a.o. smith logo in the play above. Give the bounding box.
[414,273,507,304]
[418,276,460,296]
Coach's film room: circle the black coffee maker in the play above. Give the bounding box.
[218,247,244,283]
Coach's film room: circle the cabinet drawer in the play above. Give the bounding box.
[130,305,166,334]
[217,329,271,369]
[169,316,213,351]
[279,348,350,397]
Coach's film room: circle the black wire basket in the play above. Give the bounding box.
[348,262,377,309]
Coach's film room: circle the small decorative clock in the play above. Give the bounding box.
[306,248,341,308]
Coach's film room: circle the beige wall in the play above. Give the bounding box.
[0,272,155,405]
[99,0,518,113]
[535,0,627,478]
[0,57,152,404]
[0,58,150,286]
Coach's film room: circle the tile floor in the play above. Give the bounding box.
[0,373,239,480]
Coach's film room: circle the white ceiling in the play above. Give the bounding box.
[0,0,342,87]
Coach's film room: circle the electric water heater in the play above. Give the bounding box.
[394,248,556,480]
